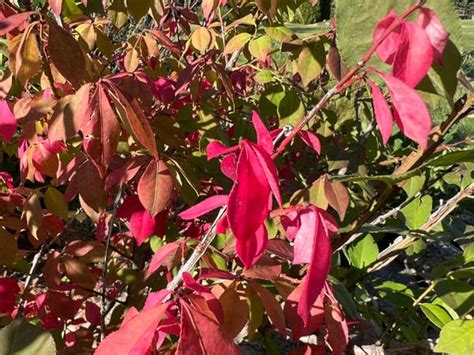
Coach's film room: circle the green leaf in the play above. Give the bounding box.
[248,35,272,62]
[429,150,474,166]
[297,40,326,87]
[126,0,151,21]
[255,69,275,84]
[44,187,68,220]
[402,175,425,198]
[347,234,378,269]
[434,319,474,355]
[463,243,474,264]
[335,0,463,69]
[223,33,252,55]
[278,90,304,126]
[419,303,452,329]
[434,279,474,316]
[264,26,294,42]
[0,318,56,354]
[284,22,331,39]
[401,195,432,229]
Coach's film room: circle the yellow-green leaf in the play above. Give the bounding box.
[44,187,68,219]
[297,40,326,87]
[223,33,251,55]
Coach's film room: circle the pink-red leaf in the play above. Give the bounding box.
[298,130,321,154]
[147,241,181,276]
[368,78,393,144]
[95,303,170,355]
[138,159,173,217]
[0,100,16,142]
[179,195,228,220]
[236,224,268,269]
[206,141,238,160]
[372,70,431,149]
[392,22,433,88]
[297,207,332,325]
[373,10,402,65]
[250,142,282,207]
[0,12,33,36]
[252,111,273,154]
[227,143,270,243]
[417,7,449,64]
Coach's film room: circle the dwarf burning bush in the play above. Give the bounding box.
[0,0,473,353]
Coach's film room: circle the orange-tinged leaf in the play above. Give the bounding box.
[248,280,286,336]
[202,0,218,19]
[62,256,96,289]
[176,301,239,355]
[323,176,349,221]
[108,87,158,159]
[0,229,17,266]
[218,284,249,338]
[23,190,43,240]
[191,27,211,55]
[82,84,120,174]
[138,159,173,217]
[48,83,91,142]
[15,25,42,85]
[123,46,140,72]
[48,20,86,87]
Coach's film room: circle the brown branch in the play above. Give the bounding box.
[368,183,474,273]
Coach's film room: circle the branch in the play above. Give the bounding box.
[101,185,123,340]
[367,183,474,273]
[271,1,425,159]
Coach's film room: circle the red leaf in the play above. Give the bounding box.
[297,207,331,325]
[373,10,402,65]
[0,12,33,36]
[236,224,268,269]
[176,301,239,355]
[284,283,324,340]
[0,277,20,316]
[138,159,173,217]
[47,291,77,320]
[227,143,270,243]
[96,303,170,355]
[252,111,273,154]
[323,176,349,222]
[85,301,101,325]
[392,22,433,88]
[250,142,282,207]
[206,141,238,160]
[179,195,228,220]
[298,130,321,154]
[248,280,286,336]
[417,7,449,64]
[368,78,393,144]
[371,70,431,149]
[0,100,16,142]
[147,241,181,276]
[118,195,167,245]
[221,153,237,180]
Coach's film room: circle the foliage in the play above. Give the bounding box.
[0,0,472,353]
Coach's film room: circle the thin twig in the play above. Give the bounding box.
[368,183,474,273]
[101,185,123,340]
[19,243,47,312]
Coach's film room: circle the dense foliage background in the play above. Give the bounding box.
[0,0,472,353]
